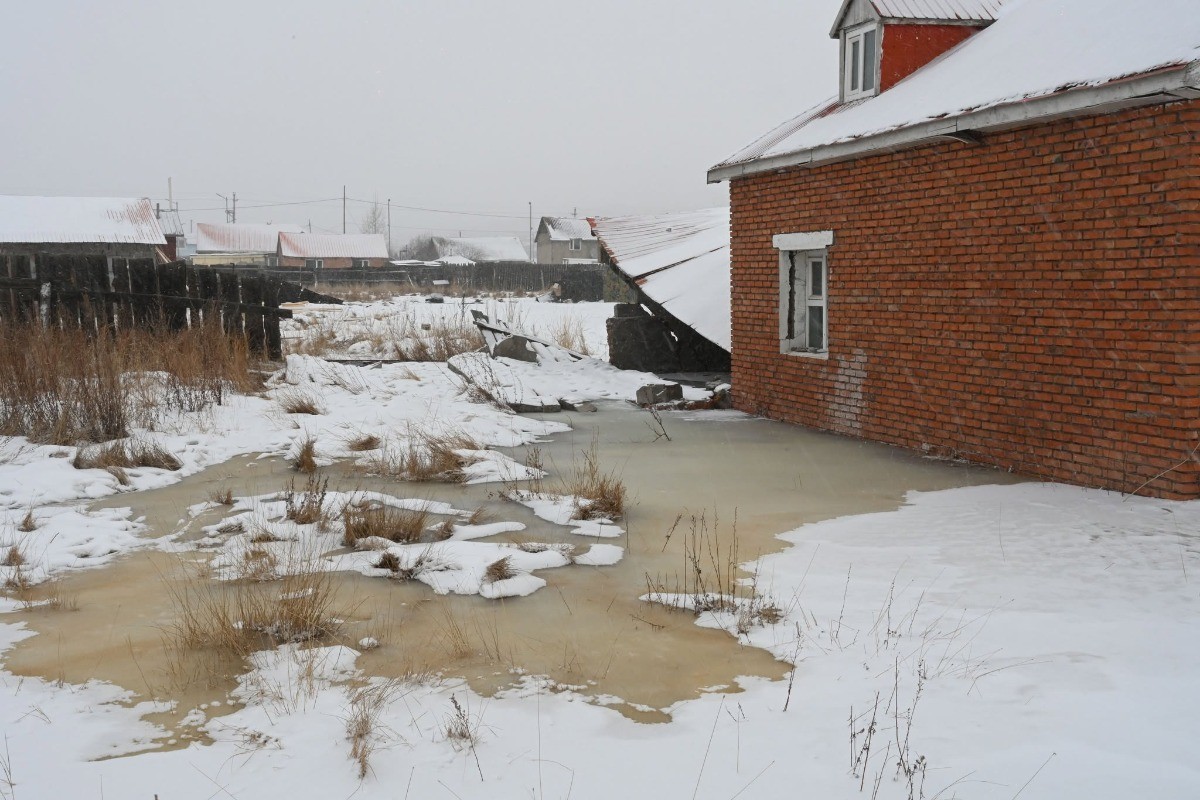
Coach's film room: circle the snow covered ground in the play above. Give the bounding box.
[1,298,1197,798]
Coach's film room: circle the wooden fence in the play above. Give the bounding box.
[0,255,339,359]
[200,260,613,301]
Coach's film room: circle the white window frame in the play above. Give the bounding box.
[266,255,278,267]
[305,258,324,270]
[353,258,370,268]
[775,231,833,357]
[568,238,582,251]
[842,23,879,102]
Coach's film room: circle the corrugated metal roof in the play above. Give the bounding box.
[830,0,1003,35]
[540,217,596,242]
[0,195,166,245]
[278,233,389,259]
[432,236,529,262]
[594,208,730,352]
[194,222,305,254]
[715,0,1200,174]
[873,0,1003,22]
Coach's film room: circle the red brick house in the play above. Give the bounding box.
[707,0,1200,498]
[277,233,389,270]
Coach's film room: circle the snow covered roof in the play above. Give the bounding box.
[435,255,475,266]
[278,233,389,259]
[594,207,730,352]
[538,217,596,242]
[711,0,1200,181]
[0,195,166,245]
[831,0,1003,34]
[194,222,305,254]
[432,236,529,262]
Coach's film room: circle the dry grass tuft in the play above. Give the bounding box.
[373,552,401,572]
[432,519,456,541]
[278,389,324,415]
[285,475,329,525]
[210,488,235,506]
[17,510,37,533]
[466,506,493,526]
[483,556,515,584]
[363,430,482,483]
[346,434,381,452]
[342,503,430,548]
[547,316,592,356]
[166,557,343,665]
[248,528,284,544]
[567,437,626,521]
[293,437,319,474]
[73,439,182,472]
[238,547,280,582]
[345,682,401,780]
[2,545,25,568]
[217,520,246,534]
[444,694,481,749]
[128,439,184,470]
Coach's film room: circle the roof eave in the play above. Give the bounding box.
[707,61,1200,184]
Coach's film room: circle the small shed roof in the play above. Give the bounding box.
[594,207,730,352]
[0,195,166,245]
[714,0,1200,179]
[278,233,389,259]
[194,223,305,254]
[538,217,596,242]
[432,236,529,262]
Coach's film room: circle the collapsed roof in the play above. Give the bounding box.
[594,207,730,353]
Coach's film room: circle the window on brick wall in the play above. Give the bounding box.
[774,231,834,355]
[305,258,324,269]
[842,24,878,102]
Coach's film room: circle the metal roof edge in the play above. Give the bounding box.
[707,62,1198,184]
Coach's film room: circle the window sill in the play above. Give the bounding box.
[782,347,829,361]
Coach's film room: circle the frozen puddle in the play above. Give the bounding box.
[2,404,1020,743]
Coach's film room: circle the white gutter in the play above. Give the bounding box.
[707,61,1200,184]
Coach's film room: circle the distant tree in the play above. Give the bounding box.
[399,233,439,261]
[359,201,386,236]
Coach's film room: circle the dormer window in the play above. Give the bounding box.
[843,24,878,101]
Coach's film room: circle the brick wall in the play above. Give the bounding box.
[729,101,1200,498]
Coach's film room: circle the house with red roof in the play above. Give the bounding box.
[707,0,1200,498]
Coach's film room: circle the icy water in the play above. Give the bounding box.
[3,404,1022,745]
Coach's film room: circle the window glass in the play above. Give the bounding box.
[863,29,876,91]
[807,305,825,351]
[850,39,860,90]
[809,259,824,297]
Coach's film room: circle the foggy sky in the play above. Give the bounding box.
[0,0,837,246]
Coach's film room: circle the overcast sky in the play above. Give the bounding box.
[0,0,837,247]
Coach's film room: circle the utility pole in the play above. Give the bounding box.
[342,186,346,234]
[232,192,237,223]
[528,201,533,262]
[387,198,392,255]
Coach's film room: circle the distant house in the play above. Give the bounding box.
[707,0,1200,498]
[430,236,529,263]
[0,195,166,275]
[594,208,731,372]
[534,217,599,264]
[192,222,305,267]
[277,233,389,270]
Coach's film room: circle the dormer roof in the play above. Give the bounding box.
[830,0,1003,36]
